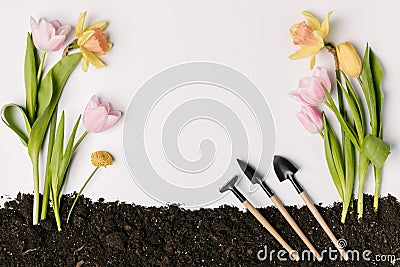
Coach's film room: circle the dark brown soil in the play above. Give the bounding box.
[0,193,399,267]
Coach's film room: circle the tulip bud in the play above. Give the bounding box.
[336,42,362,77]
[296,105,324,134]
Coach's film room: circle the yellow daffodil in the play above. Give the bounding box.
[76,11,112,72]
[289,11,332,69]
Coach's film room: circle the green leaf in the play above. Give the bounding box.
[36,53,82,117]
[323,115,344,200]
[24,33,39,124]
[50,111,65,196]
[337,80,364,141]
[57,115,81,196]
[322,84,360,150]
[28,53,81,163]
[41,108,58,220]
[370,49,384,138]
[361,44,378,136]
[342,125,356,223]
[1,104,31,146]
[361,134,390,169]
[341,72,365,132]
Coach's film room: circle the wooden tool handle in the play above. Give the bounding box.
[270,195,322,261]
[300,191,348,261]
[243,200,299,261]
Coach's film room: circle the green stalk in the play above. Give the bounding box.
[40,110,58,220]
[67,167,99,223]
[373,167,382,211]
[32,159,40,225]
[357,154,370,219]
[73,130,89,152]
[37,52,46,83]
[52,189,62,231]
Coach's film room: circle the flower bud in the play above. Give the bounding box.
[336,42,362,77]
[296,105,324,134]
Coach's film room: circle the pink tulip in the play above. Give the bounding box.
[83,95,122,133]
[296,105,323,134]
[289,67,331,106]
[30,17,71,52]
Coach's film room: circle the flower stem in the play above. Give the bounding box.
[357,154,369,219]
[73,130,89,153]
[32,160,40,225]
[52,192,62,231]
[67,167,99,223]
[62,39,79,58]
[37,52,46,83]
[373,167,382,211]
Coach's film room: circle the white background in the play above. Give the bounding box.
[0,0,399,208]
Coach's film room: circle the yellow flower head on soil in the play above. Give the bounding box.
[289,11,332,69]
[76,11,113,72]
[91,151,113,167]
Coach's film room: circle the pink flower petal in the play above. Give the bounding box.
[85,95,100,111]
[296,111,319,134]
[98,102,111,113]
[50,20,61,31]
[43,35,66,51]
[102,112,122,131]
[56,25,71,36]
[83,106,109,133]
[297,77,312,88]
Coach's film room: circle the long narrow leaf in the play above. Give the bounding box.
[328,122,346,191]
[323,115,344,200]
[57,115,82,196]
[50,111,65,196]
[323,85,360,150]
[40,108,58,220]
[36,54,82,117]
[28,53,81,163]
[1,104,31,146]
[361,44,378,136]
[341,72,365,131]
[342,122,356,223]
[337,80,364,141]
[370,49,384,138]
[24,33,38,124]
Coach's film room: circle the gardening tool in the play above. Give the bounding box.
[273,155,349,261]
[237,159,322,261]
[219,175,299,261]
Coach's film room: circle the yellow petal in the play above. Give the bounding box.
[289,23,299,39]
[309,53,317,69]
[82,49,107,68]
[289,45,316,60]
[320,11,333,38]
[77,30,95,46]
[301,11,320,31]
[81,57,89,72]
[312,31,325,47]
[76,11,87,37]
[85,21,108,31]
